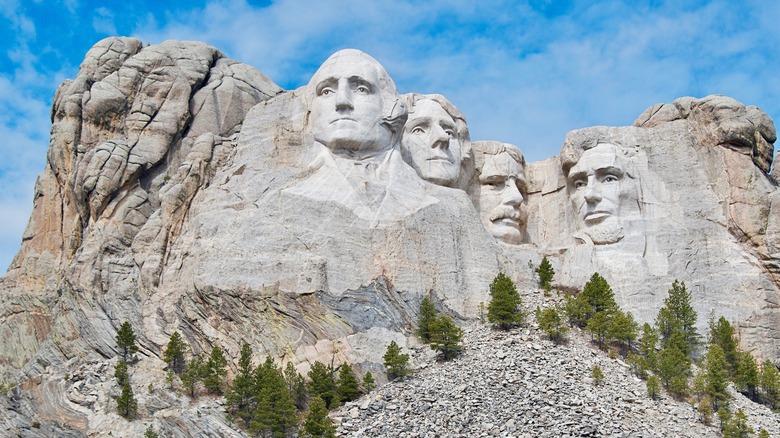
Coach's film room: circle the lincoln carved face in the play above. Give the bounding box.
[401,99,462,186]
[309,50,400,155]
[475,142,527,244]
[566,142,632,244]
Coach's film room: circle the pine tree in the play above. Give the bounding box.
[115,321,138,362]
[722,409,753,438]
[638,323,659,372]
[416,296,438,343]
[251,359,298,438]
[646,375,661,400]
[734,350,759,401]
[587,311,611,348]
[383,340,410,380]
[203,346,228,395]
[759,359,780,409]
[563,294,593,328]
[116,382,138,418]
[657,337,691,396]
[307,361,338,409]
[144,425,159,438]
[656,280,699,357]
[487,272,525,329]
[284,361,307,410]
[362,372,376,392]
[180,355,205,398]
[429,315,463,360]
[226,343,256,428]
[335,363,361,403]
[299,396,337,438]
[758,428,770,438]
[114,360,129,386]
[535,305,568,344]
[580,272,618,315]
[535,256,555,291]
[163,331,186,374]
[591,365,604,385]
[709,316,738,375]
[703,344,730,411]
[607,310,638,352]
[698,396,713,425]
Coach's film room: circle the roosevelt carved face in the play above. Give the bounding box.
[478,150,527,244]
[567,143,630,244]
[401,99,462,187]
[309,51,393,154]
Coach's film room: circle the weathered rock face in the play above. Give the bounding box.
[0,39,778,436]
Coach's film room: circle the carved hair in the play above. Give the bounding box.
[560,132,639,178]
[472,141,525,172]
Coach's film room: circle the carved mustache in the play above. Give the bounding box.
[490,206,524,223]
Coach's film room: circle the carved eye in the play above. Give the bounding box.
[411,126,425,134]
[574,180,587,189]
[319,87,334,96]
[603,175,619,183]
[356,85,369,94]
[445,129,455,138]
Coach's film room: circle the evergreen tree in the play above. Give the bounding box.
[362,372,376,392]
[487,272,525,329]
[226,343,256,428]
[144,425,159,438]
[336,363,361,403]
[563,294,593,328]
[698,396,714,425]
[114,360,129,386]
[657,339,691,396]
[416,296,438,343]
[734,350,759,401]
[383,340,411,380]
[429,315,464,360]
[251,359,298,438]
[709,316,738,375]
[115,321,138,362]
[758,429,770,438]
[759,359,780,409]
[535,305,568,344]
[587,311,611,348]
[163,331,186,374]
[646,375,661,400]
[299,397,337,438]
[608,310,638,352]
[580,272,618,315]
[535,256,555,291]
[180,355,205,398]
[638,323,659,372]
[591,365,604,385]
[203,346,228,395]
[722,409,753,438]
[284,361,308,410]
[656,280,699,356]
[703,344,730,411]
[116,382,138,418]
[307,361,338,409]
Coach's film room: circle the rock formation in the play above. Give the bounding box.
[0,38,777,435]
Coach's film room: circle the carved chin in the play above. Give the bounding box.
[584,220,624,245]
[489,220,524,245]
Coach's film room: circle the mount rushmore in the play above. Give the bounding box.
[0,37,778,434]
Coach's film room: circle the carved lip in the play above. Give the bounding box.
[330,117,357,123]
[426,156,451,162]
[493,217,520,227]
[584,211,611,223]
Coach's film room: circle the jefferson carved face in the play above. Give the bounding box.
[401,99,462,186]
[478,149,527,244]
[309,51,392,153]
[567,143,627,244]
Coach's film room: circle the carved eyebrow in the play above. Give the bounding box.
[567,170,587,182]
[347,76,375,91]
[480,173,507,183]
[315,77,338,94]
[594,165,624,176]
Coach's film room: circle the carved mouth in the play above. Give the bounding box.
[584,211,611,223]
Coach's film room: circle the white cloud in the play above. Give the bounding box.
[92,7,117,35]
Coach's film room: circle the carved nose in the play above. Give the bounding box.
[335,86,353,110]
[584,186,602,203]
[503,182,524,206]
[431,125,450,149]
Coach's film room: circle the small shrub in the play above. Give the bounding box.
[591,365,605,385]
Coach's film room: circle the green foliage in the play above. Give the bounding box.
[721,408,753,438]
[709,316,739,375]
[734,350,759,401]
[180,355,205,398]
[226,343,257,428]
[299,397,336,438]
[535,305,568,344]
[116,382,138,419]
[698,396,713,425]
[487,272,525,329]
[581,272,618,315]
[656,342,691,396]
[607,310,638,352]
[758,428,770,438]
[638,323,659,371]
[383,340,411,380]
[284,361,308,410]
[203,346,228,395]
[250,358,298,438]
[759,359,780,409]
[591,365,604,385]
[563,294,593,328]
[307,361,338,409]
[416,296,438,343]
[587,311,611,348]
[535,256,555,291]
[163,331,186,375]
[144,425,159,438]
[429,315,464,360]
[336,363,361,403]
[656,280,699,357]
[114,360,129,386]
[362,372,376,392]
[646,375,661,400]
[115,321,138,362]
[703,344,730,411]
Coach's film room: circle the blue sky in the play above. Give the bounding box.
[1,0,778,273]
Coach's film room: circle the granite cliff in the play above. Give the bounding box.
[0,37,778,436]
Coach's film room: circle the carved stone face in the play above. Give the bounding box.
[478,152,527,244]
[567,143,627,244]
[401,99,462,186]
[310,51,392,153]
